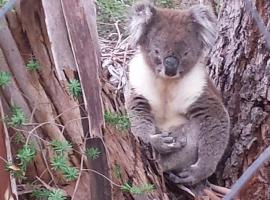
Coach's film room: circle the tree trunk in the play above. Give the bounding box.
[0,0,168,199]
[208,0,270,199]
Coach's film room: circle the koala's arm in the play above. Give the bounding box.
[125,88,156,143]
[170,88,230,185]
[126,88,185,153]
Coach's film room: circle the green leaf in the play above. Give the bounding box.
[120,182,132,193]
[68,79,82,99]
[85,147,101,160]
[32,188,66,200]
[121,183,155,195]
[8,106,26,127]
[51,156,68,171]
[0,71,11,87]
[32,188,51,199]
[104,111,130,130]
[50,140,72,155]
[48,189,66,200]
[63,166,78,181]
[9,111,26,126]
[26,59,40,71]
[17,144,36,171]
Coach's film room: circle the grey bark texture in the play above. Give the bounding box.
[208,0,270,198]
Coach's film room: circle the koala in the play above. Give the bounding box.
[125,1,230,186]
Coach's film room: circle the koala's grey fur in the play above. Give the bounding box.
[125,1,230,186]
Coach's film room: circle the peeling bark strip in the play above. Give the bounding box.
[41,0,77,80]
[19,0,84,145]
[0,102,17,200]
[60,0,111,199]
[61,0,104,138]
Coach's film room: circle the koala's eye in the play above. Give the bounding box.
[183,50,190,56]
[154,49,159,54]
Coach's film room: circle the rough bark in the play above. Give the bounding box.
[208,0,270,199]
[0,0,169,199]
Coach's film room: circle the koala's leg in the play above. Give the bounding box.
[171,91,230,186]
[159,122,198,172]
[125,88,182,153]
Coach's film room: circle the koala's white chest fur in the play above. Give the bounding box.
[129,53,207,131]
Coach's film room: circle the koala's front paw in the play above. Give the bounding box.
[149,133,186,154]
[168,164,203,185]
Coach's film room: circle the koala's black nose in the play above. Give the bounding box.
[163,56,179,76]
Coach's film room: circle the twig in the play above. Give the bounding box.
[34,176,54,193]
[60,116,89,135]
[0,99,18,199]
[114,21,122,48]
[0,155,8,163]
[40,150,57,186]
[82,168,122,187]
[25,121,64,144]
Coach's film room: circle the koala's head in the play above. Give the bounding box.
[129,1,217,78]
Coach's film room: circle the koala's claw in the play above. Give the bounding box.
[168,165,202,185]
[155,133,175,143]
[149,133,183,153]
[167,172,182,183]
[168,172,197,185]
[177,170,190,178]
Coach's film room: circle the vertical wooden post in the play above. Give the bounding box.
[61,0,103,138]
[61,0,111,199]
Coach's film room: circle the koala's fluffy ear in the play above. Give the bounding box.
[190,5,217,49]
[129,1,156,47]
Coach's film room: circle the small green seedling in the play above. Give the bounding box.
[104,111,130,130]
[0,71,11,87]
[32,188,66,200]
[51,156,78,181]
[8,106,26,127]
[51,156,68,171]
[26,59,40,71]
[68,79,82,99]
[48,189,66,200]
[85,147,101,160]
[32,188,51,199]
[17,144,36,171]
[50,140,72,155]
[62,166,78,181]
[121,182,155,195]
